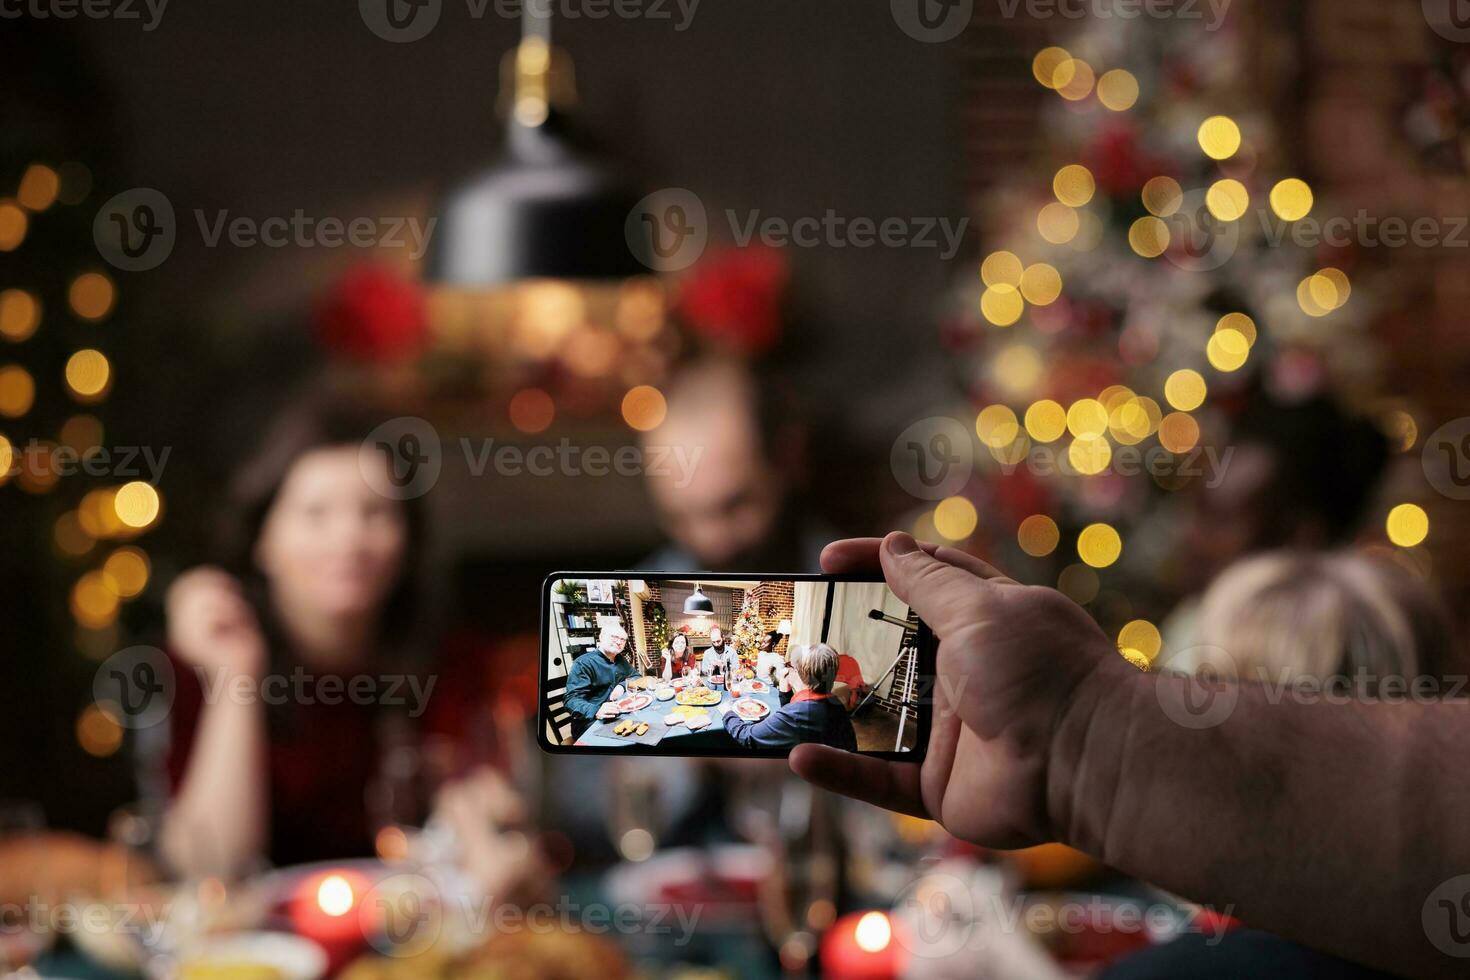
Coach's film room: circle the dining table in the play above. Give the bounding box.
[575,681,785,749]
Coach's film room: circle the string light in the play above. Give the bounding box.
[113,481,162,529]
[1019,263,1062,305]
[0,365,35,418]
[0,199,27,252]
[980,285,1025,327]
[1066,399,1108,439]
[976,405,1020,448]
[1118,619,1162,662]
[1205,179,1250,222]
[68,272,116,322]
[1032,47,1075,90]
[1216,312,1257,348]
[1158,412,1201,453]
[18,164,61,212]
[1128,216,1170,257]
[1206,329,1250,372]
[65,349,112,402]
[981,251,1024,288]
[1068,436,1112,475]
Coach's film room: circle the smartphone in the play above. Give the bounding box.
[538,572,933,760]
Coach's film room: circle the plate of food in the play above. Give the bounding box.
[670,676,694,690]
[625,676,655,691]
[744,679,769,693]
[675,686,721,707]
[730,698,770,721]
[616,693,653,713]
[655,686,676,701]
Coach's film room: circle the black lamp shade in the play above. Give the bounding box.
[683,586,715,616]
[427,118,650,285]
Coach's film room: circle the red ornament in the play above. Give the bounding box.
[676,246,789,356]
[314,264,428,364]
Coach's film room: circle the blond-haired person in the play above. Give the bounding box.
[723,643,857,751]
[1192,550,1457,695]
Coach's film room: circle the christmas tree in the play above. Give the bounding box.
[644,599,671,660]
[931,11,1381,660]
[731,599,766,665]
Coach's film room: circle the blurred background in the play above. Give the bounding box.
[3,0,1470,976]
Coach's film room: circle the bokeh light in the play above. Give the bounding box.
[981,285,1025,327]
[508,387,555,434]
[1032,47,1075,90]
[76,704,123,758]
[65,349,112,402]
[976,405,1020,448]
[113,481,161,529]
[102,546,151,598]
[1216,312,1257,348]
[1269,178,1313,221]
[1053,165,1096,207]
[1038,203,1080,245]
[1386,504,1429,548]
[933,496,978,541]
[18,164,61,212]
[1067,398,1109,439]
[1205,179,1250,222]
[1097,69,1140,111]
[1118,619,1162,662]
[1197,115,1242,160]
[1077,523,1123,568]
[621,385,667,432]
[0,365,35,418]
[1016,263,1060,306]
[1128,216,1170,258]
[1058,563,1100,604]
[981,251,1024,288]
[68,272,117,322]
[1158,412,1201,453]
[1068,436,1112,475]
[1206,329,1250,372]
[0,289,40,342]
[1057,60,1096,101]
[1164,370,1207,412]
[1017,514,1060,557]
[1141,176,1183,218]
[1025,399,1068,443]
[0,199,27,252]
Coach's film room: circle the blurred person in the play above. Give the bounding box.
[1162,394,1390,666]
[639,355,832,573]
[1193,550,1459,690]
[790,532,1470,978]
[160,394,529,879]
[723,643,856,751]
[1174,395,1389,597]
[563,623,637,739]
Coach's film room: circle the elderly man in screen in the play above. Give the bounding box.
[700,625,739,681]
[564,623,639,739]
[723,643,857,751]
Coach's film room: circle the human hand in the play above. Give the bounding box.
[596,702,620,720]
[165,566,267,677]
[788,532,1136,849]
[610,684,626,700]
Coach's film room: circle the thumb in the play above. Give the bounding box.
[879,531,991,637]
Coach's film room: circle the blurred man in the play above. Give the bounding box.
[640,356,832,572]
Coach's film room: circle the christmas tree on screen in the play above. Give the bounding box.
[731,599,766,666]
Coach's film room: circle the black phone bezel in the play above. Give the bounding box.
[537,571,931,761]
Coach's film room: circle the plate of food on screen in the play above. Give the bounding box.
[743,679,769,693]
[625,676,656,691]
[730,698,769,721]
[616,693,654,713]
[655,685,677,701]
[675,686,721,707]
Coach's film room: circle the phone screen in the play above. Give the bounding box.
[539,573,932,759]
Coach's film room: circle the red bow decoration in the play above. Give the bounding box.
[675,246,789,356]
[314,263,428,364]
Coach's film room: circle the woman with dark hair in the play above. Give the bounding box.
[659,632,696,680]
[160,395,439,876]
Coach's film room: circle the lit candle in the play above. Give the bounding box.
[820,910,904,979]
[289,870,372,950]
